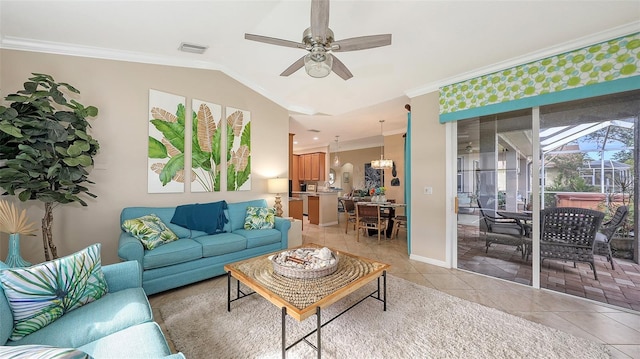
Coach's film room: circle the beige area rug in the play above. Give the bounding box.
[158,275,609,359]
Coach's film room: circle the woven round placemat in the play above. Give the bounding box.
[236,253,376,309]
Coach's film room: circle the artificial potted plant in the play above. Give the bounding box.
[0,73,99,261]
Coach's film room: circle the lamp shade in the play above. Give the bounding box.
[304,48,333,78]
[267,178,289,194]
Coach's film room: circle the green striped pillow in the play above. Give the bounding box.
[0,244,108,341]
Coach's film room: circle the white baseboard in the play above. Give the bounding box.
[409,253,451,268]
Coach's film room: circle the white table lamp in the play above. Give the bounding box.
[267,178,289,217]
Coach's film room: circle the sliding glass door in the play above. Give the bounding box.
[454,89,639,309]
[456,109,533,285]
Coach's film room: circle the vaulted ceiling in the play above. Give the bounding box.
[0,1,638,151]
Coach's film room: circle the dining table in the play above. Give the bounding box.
[497,210,533,236]
[357,201,407,238]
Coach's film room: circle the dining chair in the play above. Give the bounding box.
[356,203,387,243]
[540,207,604,280]
[594,205,628,270]
[391,215,407,239]
[342,199,357,234]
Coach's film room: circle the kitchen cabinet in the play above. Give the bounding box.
[303,154,312,180]
[308,195,320,225]
[297,152,326,181]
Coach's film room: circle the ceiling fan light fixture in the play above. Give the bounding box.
[304,47,332,78]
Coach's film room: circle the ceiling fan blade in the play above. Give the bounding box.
[280,56,306,77]
[245,33,305,49]
[332,34,392,52]
[310,0,330,42]
[330,54,353,80]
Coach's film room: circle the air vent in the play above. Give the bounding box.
[178,42,208,54]
[308,129,321,133]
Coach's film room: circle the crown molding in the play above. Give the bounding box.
[405,21,640,98]
[0,35,292,113]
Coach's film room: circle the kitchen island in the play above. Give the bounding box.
[291,191,339,226]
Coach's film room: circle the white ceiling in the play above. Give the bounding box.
[0,1,638,152]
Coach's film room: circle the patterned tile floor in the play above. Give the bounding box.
[458,223,640,311]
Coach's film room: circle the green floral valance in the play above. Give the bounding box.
[439,33,640,122]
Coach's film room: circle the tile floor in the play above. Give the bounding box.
[150,216,640,358]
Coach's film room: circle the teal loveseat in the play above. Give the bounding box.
[0,259,184,358]
[118,199,291,295]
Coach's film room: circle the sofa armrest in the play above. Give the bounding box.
[102,260,142,292]
[118,232,144,265]
[274,217,291,249]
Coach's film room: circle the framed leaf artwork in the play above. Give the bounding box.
[148,90,186,193]
[191,99,222,192]
[226,107,251,191]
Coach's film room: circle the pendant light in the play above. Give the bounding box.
[371,120,393,169]
[332,135,341,168]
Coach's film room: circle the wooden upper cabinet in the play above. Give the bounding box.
[296,152,325,181]
[310,152,325,181]
[303,154,312,180]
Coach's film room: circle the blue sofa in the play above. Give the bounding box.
[0,260,184,358]
[118,199,291,295]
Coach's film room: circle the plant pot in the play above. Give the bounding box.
[611,237,635,260]
[5,233,32,268]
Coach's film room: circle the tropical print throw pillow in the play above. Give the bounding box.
[0,345,93,359]
[0,244,109,341]
[122,214,178,250]
[244,206,275,230]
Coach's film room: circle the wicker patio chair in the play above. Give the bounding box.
[594,206,628,270]
[477,199,527,258]
[540,207,604,280]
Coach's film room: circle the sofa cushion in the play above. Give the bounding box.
[78,322,172,359]
[0,244,108,341]
[233,228,282,248]
[143,238,202,270]
[122,214,178,250]
[194,233,247,257]
[0,345,92,358]
[7,287,152,348]
[227,199,268,231]
[244,206,275,230]
[171,201,229,234]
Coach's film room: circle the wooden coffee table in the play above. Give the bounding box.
[224,244,390,358]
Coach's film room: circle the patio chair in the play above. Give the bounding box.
[540,207,604,280]
[477,198,527,258]
[594,206,628,270]
[342,199,357,234]
[356,203,387,243]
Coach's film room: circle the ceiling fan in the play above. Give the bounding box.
[244,0,392,80]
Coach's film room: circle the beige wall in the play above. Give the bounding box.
[383,133,406,212]
[0,49,289,265]
[409,91,449,265]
